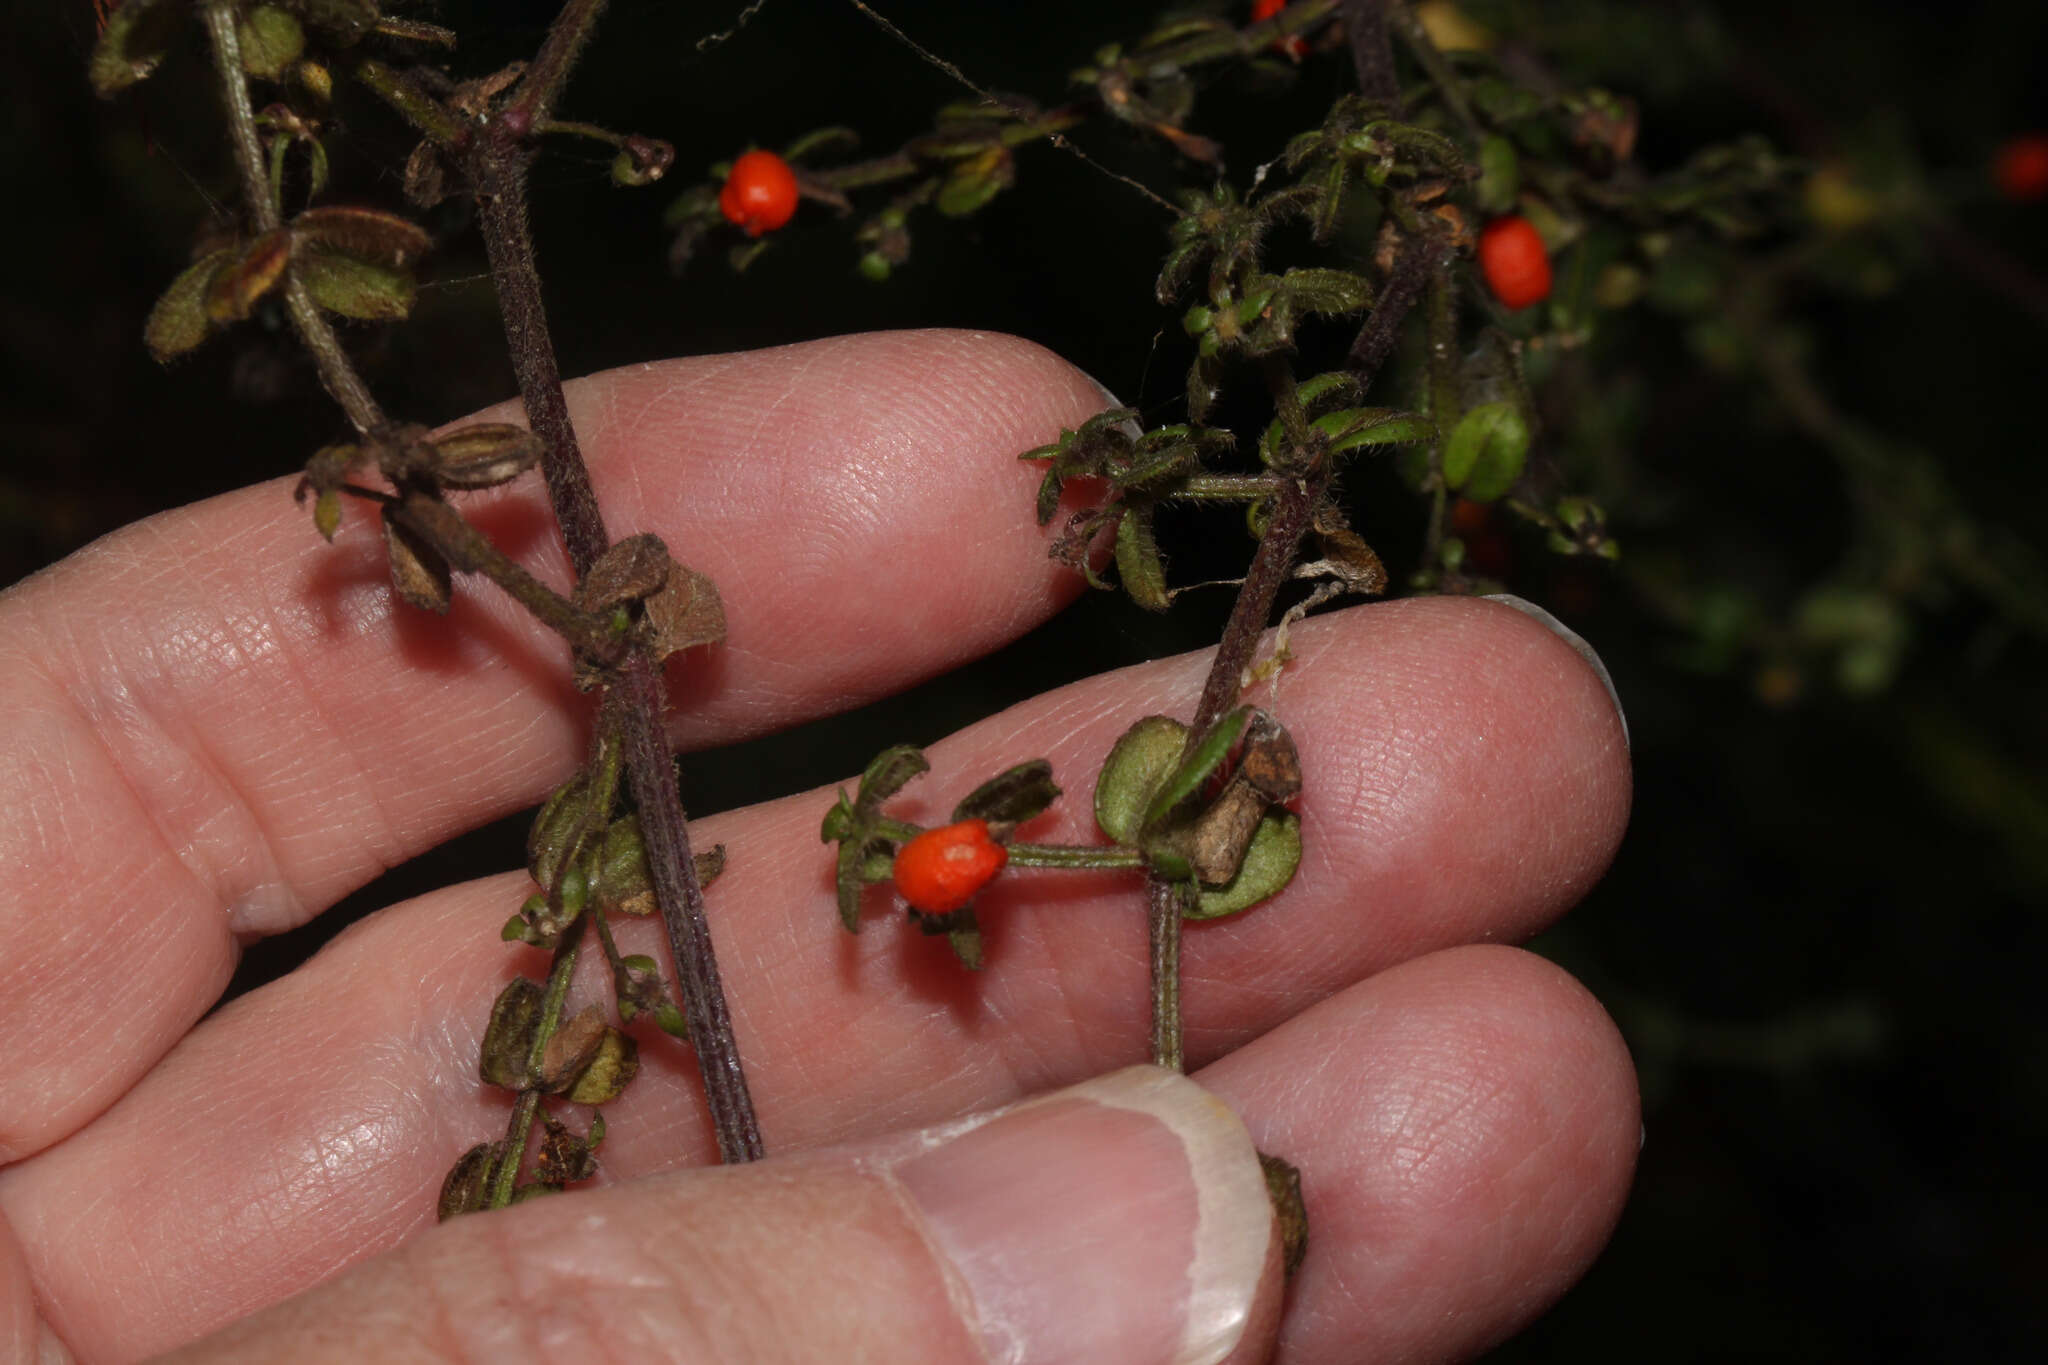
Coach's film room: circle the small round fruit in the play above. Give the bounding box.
[1994,133,2048,203]
[719,149,800,237]
[893,819,1008,914]
[1478,214,1552,310]
[1250,0,1309,59]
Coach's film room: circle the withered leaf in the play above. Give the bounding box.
[203,230,294,324]
[403,140,447,208]
[436,1141,503,1221]
[644,561,726,661]
[479,977,544,1091]
[382,507,452,613]
[428,423,543,490]
[537,1006,608,1093]
[574,533,671,615]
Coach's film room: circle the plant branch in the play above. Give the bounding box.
[1341,0,1401,106]
[1388,0,1485,141]
[508,0,611,128]
[465,56,763,1159]
[372,487,626,660]
[488,919,586,1209]
[1146,233,1443,1071]
[201,0,384,434]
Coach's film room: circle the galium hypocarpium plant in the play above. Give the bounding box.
[93,0,756,1211]
[91,0,1806,1274]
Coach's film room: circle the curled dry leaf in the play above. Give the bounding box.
[381,507,453,613]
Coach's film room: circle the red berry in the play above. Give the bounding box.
[893,819,1008,914]
[1477,215,1552,311]
[719,149,800,237]
[1994,133,2048,203]
[1250,0,1309,59]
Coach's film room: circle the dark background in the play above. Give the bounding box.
[6,1,2046,1359]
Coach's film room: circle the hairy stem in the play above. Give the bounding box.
[376,488,625,660]
[1150,235,1444,1070]
[1147,878,1184,1070]
[1389,1,1486,141]
[488,921,585,1209]
[1341,0,1401,106]
[509,0,612,127]
[463,6,761,1162]
[201,1,384,434]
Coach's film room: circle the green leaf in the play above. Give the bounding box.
[237,5,305,79]
[857,745,929,813]
[1187,810,1301,919]
[297,249,415,321]
[564,1028,638,1106]
[821,792,857,843]
[1442,402,1532,501]
[292,205,431,265]
[1476,135,1520,215]
[1094,716,1189,846]
[90,0,192,97]
[1141,708,1250,832]
[952,759,1060,826]
[280,0,380,46]
[836,836,876,932]
[935,147,1014,217]
[1114,507,1170,611]
[1322,409,1437,456]
[144,248,233,362]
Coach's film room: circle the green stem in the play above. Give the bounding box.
[1005,842,1148,870]
[1422,257,1460,564]
[353,58,471,148]
[1389,2,1486,141]
[202,0,383,434]
[487,920,585,1209]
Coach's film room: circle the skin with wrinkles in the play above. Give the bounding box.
[0,331,1635,1364]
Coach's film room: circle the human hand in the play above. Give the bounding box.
[0,330,1636,1364]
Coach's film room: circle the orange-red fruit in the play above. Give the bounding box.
[1478,214,1552,310]
[1250,0,1309,59]
[719,149,800,237]
[893,819,1008,914]
[1994,133,2048,203]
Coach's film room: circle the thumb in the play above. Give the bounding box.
[167,1066,1285,1365]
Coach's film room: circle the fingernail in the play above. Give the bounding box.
[1483,593,1629,749]
[890,1065,1273,1365]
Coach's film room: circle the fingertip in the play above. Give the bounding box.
[1202,944,1640,1363]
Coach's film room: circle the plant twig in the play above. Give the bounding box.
[464,10,763,1161]
[201,0,383,433]
[488,920,585,1208]
[507,0,612,129]
[1341,0,1401,106]
[1149,234,1442,1071]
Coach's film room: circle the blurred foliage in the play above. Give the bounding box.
[7,0,2046,1358]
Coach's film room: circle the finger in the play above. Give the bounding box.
[1200,945,1640,1363]
[1,595,1630,1357]
[161,1067,1285,1365]
[0,330,1113,1160]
